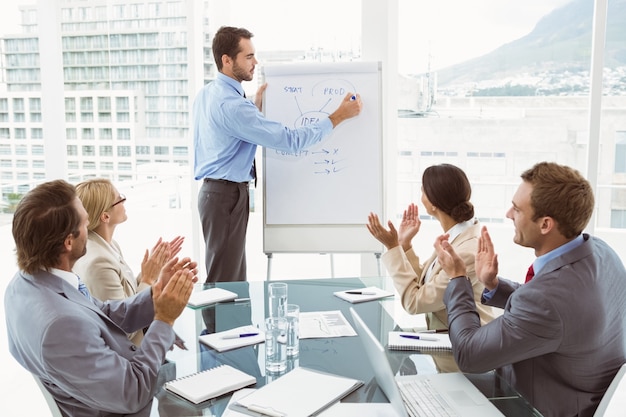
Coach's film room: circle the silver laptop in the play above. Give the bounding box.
[349,307,504,417]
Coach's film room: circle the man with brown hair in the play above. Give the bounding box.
[193,26,362,283]
[435,162,626,417]
[5,180,197,417]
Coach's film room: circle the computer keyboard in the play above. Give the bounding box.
[397,378,459,417]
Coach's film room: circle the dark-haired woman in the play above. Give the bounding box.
[367,164,495,330]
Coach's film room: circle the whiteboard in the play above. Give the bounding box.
[262,61,383,253]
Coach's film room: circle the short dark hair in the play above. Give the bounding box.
[12,180,80,274]
[212,26,254,72]
[521,162,594,238]
[422,163,474,223]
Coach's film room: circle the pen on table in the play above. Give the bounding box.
[418,329,448,334]
[400,334,438,341]
[234,297,250,302]
[345,291,377,295]
[220,333,259,340]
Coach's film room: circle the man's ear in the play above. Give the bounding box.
[63,233,74,252]
[540,216,556,235]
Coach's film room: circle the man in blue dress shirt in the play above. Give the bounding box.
[193,26,362,282]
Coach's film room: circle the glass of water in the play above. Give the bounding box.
[286,304,300,357]
[268,282,288,318]
[265,317,287,373]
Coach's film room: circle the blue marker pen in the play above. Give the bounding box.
[350,95,356,101]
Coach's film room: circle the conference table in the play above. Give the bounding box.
[152,277,542,416]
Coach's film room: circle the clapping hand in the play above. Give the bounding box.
[398,203,421,251]
[366,212,399,250]
[475,226,499,290]
[433,234,468,278]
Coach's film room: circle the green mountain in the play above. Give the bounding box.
[437,0,626,87]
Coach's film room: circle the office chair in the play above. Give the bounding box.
[594,363,626,417]
[32,374,63,417]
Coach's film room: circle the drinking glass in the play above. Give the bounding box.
[286,304,300,357]
[268,282,288,318]
[264,317,287,373]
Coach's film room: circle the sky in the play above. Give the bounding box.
[0,0,572,73]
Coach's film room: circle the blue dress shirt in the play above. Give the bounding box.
[483,234,585,300]
[193,73,333,182]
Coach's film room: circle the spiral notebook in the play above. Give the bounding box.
[387,331,452,351]
[164,364,256,404]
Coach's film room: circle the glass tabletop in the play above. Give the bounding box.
[152,277,541,416]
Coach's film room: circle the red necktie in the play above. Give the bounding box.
[525,264,535,283]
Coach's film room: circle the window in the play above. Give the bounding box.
[118,162,132,171]
[81,128,94,140]
[615,132,626,173]
[16,160,28,168]
[0,145,10,155]
[32,145,44,155]
[15,145,27,155]
[31,128,43,138]
[65,97,76,111]
[99,128,113,139]
[80,97,93,111]
[68,161,79,169]
[0,128,9,139]
[117,128,131,140]
[14,128,26,139]
[101,161,113,170]
[66,128,77,139]
[116,96,129,110]
[173,146,188,156]
[83,161,96,169]
[117,146,131,157]
[67,145,77,156]
[82,145,95,156]
[0,159,12,167]
[155,146,169,155]
[99,145,113,156]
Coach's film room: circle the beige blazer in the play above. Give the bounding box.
[382,220,495,329]
[73,231,150,345]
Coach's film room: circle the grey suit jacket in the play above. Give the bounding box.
[443,234,626,417]
[73,231,151,346]
[5,269,175,417]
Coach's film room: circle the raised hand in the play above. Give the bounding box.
[366,212,399,250]
[140,239,171,286]
[152,268,195,326]
[167,236,185,258]
[398,203,421,251]
[475,226,499,290]
[433,234,467,278]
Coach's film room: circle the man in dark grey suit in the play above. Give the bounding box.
[5,180,198,417]
[434,162,626,417]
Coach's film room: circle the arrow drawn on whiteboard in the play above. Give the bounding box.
[314,167,345,175]
[311,149,330,155]
[313,159,344,165]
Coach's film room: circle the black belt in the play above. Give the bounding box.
[204,178,249,185]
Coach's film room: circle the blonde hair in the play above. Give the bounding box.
[75,178,116,232]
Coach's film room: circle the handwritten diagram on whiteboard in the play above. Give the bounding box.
[263,61,382,226]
